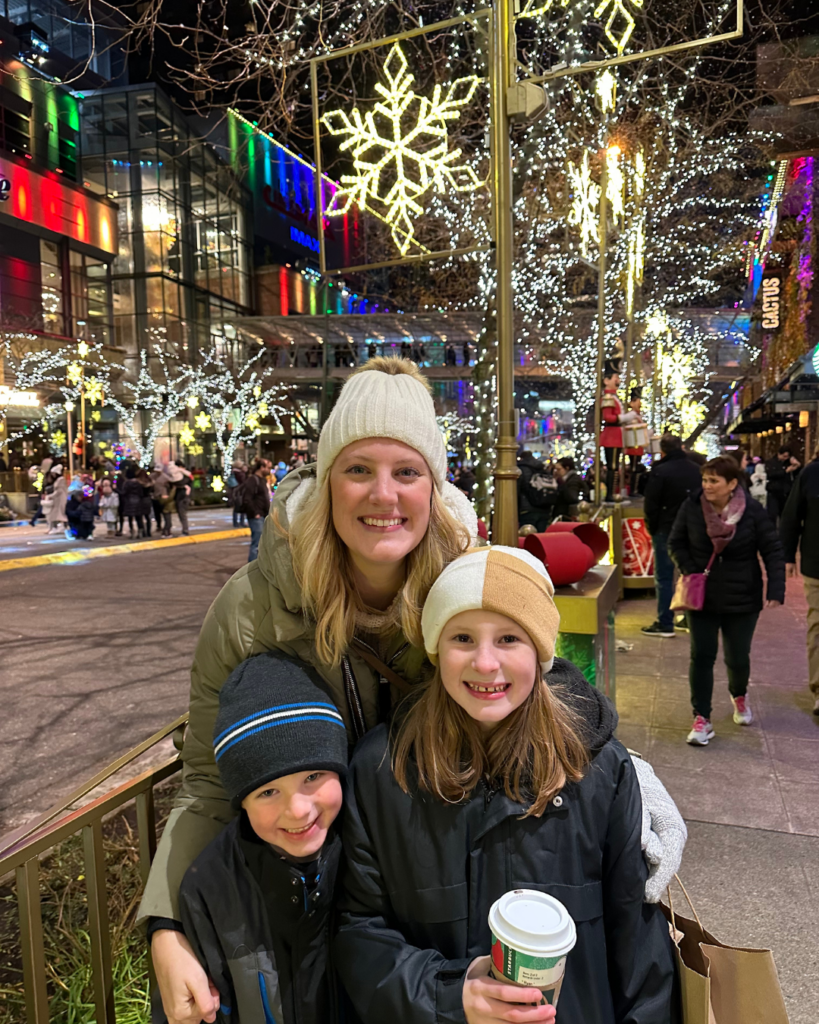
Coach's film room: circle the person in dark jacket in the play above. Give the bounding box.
[335,547,679,1024]
[668,455,785,746]
[779,449,819,716]
[65,476,99,540]
[170,654,348,1024]
[765,445,800,526]
[551,456,587,518]
[642,434,703,638]
[121,467,146,538]
[517,449,554,533]
[243,458,272,562]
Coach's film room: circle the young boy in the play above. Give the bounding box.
[176,653,348,1024]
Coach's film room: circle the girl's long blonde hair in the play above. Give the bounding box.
[392,666,589,817]
[288,476,469,668]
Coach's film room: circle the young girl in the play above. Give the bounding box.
[97,479,119,537]
[335,546,678,1024]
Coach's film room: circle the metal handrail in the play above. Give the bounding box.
[0,716,189,1024]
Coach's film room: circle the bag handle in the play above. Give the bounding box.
[350,639,416,697]
[666,873,705,936]
[703,545,718,576]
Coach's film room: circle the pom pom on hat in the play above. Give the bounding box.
[316,359,447,489]
[421,546,561,673]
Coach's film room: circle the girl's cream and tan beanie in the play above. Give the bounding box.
[316,362,447,489]
[421,546,560,672]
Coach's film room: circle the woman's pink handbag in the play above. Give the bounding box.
[670,548,717,612]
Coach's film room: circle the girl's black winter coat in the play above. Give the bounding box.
[334,666,678,1024]
[668,490,785,614]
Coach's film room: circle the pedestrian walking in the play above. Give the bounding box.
[779,446,819,716]
[336,547,678,1024]
[642,433,703,638]
[139,358,685,1020]
[120,468,145,538]
[669,455,786,746]
[136,468,154,538]
[242,457,271,562]
[43,464,68,534]
[97,480,119,537]
[766,445,800,526]
[226,460,246,528]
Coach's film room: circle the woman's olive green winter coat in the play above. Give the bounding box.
[138,466,458,924]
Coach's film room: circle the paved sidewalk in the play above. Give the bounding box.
[0,507,242,562]
[615,580,819,1024]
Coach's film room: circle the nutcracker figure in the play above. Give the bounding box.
[600,360,639,499]
[624,386,646,495]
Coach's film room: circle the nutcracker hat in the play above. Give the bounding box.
[630,386,643,402]
[603,358,621,379]
[421,546,560,673]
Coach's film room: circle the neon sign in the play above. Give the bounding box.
[290,226,320,253]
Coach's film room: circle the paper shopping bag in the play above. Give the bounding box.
[661,878,790,1024]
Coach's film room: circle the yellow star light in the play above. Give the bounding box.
[245,412,261,432]
[33,471,44,492]
[188,443,204,456]
[257,401,269,417]
[84,376,104,405]
[77,340,90,358]
[187,394,200,409]
[41,419,49,432]
[195,412,212,431]
[322,43,482,256]
[91,409,102,422]
[567,151,601,258]
[67,362,84,386]
[179,425,196,447]
[52,429,66,448]
[211,475,225,493]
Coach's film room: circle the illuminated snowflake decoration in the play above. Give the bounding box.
[84,376,105,406]
[51,429,67,449]
[212,475,225,493]
[567,151,601,258]
[194,412,212,431]
[322,43,482,256]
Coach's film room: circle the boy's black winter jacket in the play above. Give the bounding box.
[780,458,819,579]
[334,664,678,1024]
[174,813,341,1024]
[668,490,785,614]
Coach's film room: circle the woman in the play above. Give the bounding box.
[141,359,685,1024]
[44,464,68,534]
[137,467,154,538]
[669,455,785,746]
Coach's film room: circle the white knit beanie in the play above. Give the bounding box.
[421,546,560,673]
[316,363,447,489]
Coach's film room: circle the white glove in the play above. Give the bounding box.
[618,410,641,425]
[630,755,688,903]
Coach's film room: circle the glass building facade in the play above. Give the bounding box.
[79,85,253,366]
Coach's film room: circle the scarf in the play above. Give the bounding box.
[700,485,746,554]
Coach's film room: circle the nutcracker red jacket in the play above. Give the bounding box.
[333,661,679,1024]
[601,389,624,448]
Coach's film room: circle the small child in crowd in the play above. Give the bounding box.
[97,480,119,537]
[335,546,678,1024]
[167,655,348,1024]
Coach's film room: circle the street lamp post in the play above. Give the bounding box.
[490,0,521,546]
[593,156,609,503]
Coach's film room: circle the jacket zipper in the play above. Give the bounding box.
[341,655,366,741]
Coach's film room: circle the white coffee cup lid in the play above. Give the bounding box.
[489,889,577,958]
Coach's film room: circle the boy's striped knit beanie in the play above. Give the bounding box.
[213,653,348,808]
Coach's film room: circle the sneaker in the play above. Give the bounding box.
[674,616,690,633]
[686,716,715,745]
[641,622,675,638]
[731,695,753,726]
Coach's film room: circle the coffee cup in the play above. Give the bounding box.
[488,888,576,1006]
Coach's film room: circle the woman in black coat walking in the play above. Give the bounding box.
[669,455,785,746]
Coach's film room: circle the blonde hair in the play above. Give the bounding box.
[392,666,588,817]
[288,475,470,667]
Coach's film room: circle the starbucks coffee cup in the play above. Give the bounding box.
[489,889,576,1006]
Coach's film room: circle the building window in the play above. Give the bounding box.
[0,104,30,157]
[40,239,64,335]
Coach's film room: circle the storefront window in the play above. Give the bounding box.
[40,239,63,335]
